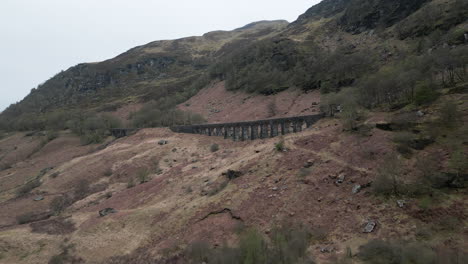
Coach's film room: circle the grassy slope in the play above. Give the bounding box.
[0,90,466,263]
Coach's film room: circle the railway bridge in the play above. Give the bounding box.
[169,113,324,141]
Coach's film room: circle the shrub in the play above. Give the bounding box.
[207,180,229,196]
[373,155,404,196]
[138,169,150,184]
[153,159,163,174]
[275,140,285,152]
[186,225,315,264]
[438,101,461,129]
[0,162,12,171]
[50,172,60,178]
[16,179,41,197]
[48,244,83,264]
[297,168,311,180]
[16,212,38,224]
[74,179,90,200]
[50,195,73,215]
[269,225,312,263]
[449,148,467,178]
[103,168,112,177]
[393,132,416,157]
[210,143,220,152]
[186,241,211,263]
[239,228,269,264]
[267,101,278,117]
[80,131,105,145]
[414,81,439,105]
[127,178,135,189]
[358,240,436,264]
[131,105,205,128]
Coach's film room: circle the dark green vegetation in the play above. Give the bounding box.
[358,239,468,264]
[186,225,317,264]
[210,143,219,152]
[178,227,467,264]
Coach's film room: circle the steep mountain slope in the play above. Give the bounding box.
[0,20,288,129]
[0,89,466,263]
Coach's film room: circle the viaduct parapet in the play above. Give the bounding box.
[170,113,324,141]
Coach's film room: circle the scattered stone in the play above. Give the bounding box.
[289,212,295,217]
[363,220,377,233]
[33,196,44,201]
[255,150,261,153]
[317,197,323,202]
[158,140,168,145]
[336,173,345,184]
[99,208,117,217]
[304,160,314,168]
[397,200,406,208]
[301,179,312,185]
[416,110,425,117]
[272,187,279,191]
[352,185,362,194]
[320,245,335,253]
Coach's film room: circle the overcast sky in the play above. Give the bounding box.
[0,0,320,111]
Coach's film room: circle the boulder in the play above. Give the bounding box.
[396,200,406,208]
[352,185,362,194]
[33,196,44,201]
[304,160,315,168]
[99,208,117,217]
[336,173,345,184]
[158,140,168,145]
[320,245,336,253]
[363,220,377,233]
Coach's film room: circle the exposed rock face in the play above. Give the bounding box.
[339,0,430,34]
[294,0,351,23]
[294,0,430,33]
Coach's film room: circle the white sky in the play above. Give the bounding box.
[0,0,320,111]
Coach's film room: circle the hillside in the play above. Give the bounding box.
[0,0,467,263]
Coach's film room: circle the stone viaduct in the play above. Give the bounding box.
[169,113,325,141]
